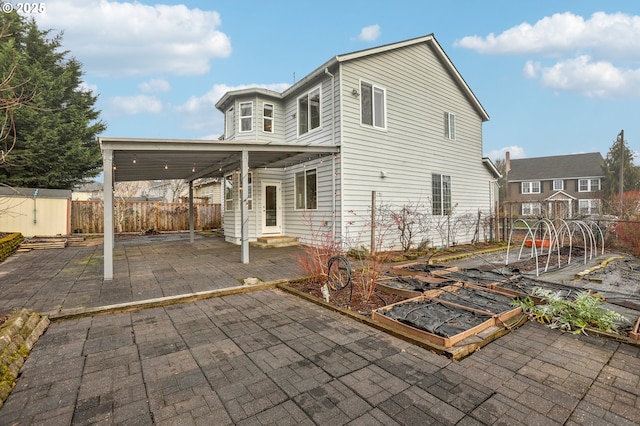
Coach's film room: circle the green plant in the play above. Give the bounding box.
[512,287,629,335]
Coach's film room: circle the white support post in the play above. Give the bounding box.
[189,180,195,243]
[103,149,114,281]
[240,149,249,263]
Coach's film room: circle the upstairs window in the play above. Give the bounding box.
[298,87,321,136]
[361,81,386,129]
[263,103,274,133]
[225,106,234,139]
[579,178,600,192]
[432,174,451,215]
[239,102,253,132]
[522,181,541,194]
[553,179,564,191]
[445,112,456,140]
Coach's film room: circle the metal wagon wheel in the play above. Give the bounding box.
[327,256,353,307]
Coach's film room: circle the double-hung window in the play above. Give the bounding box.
[445,112,456,140]
[432,174,451,215]
[579,199,599,215]
[553,179,564,191]
[263,103,273,133]
[246,173,253,210]
[521,203,541,216]
[298,87,321,136]
[522,181,541,194]
[361,81,386,129]
[239,102,253,132]
[295,169,317,210]
[578,178,600,192]
[224,174,233,211]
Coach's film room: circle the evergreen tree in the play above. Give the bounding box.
[0,9,106,189]
[601,132,639,213]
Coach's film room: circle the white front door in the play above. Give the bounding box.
[261,180,282,235]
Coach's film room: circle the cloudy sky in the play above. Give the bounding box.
[27,0,640,162]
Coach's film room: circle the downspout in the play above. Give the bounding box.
[32,188,38,224]
[325,67,336,240]
[337,63,345,249]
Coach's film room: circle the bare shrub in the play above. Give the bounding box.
[296,212,341,281]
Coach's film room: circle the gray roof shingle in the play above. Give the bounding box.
[508,152,604,181]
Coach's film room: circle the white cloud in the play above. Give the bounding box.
[526,55,640,98]
[357,25,381,42]
[454,12,640,60]
[486,146,526,162]
[455,12,640,98]
[139,79,171,93]
[110,95,163,115]
[176,83,291,132]
[34,0,232,77]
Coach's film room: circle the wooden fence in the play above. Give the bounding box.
[71,201,222,234]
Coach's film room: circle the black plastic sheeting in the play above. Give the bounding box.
[379,276,457,292]
[498,276,575,298]
[401,264,449,273]
[381,300,491,337]
[436,268,510,286]
[435,287,514,313]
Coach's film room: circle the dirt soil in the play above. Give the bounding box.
[288,278,409,315]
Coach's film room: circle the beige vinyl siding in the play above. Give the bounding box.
[338,43,492,248]
[0,195,71,237]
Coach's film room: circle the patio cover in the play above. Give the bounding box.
[100,137,339,280]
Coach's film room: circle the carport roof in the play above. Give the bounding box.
[99,137,340,182]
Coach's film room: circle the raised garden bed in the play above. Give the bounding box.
[372,293,523,348]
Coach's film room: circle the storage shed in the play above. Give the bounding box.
[0,187,72,237]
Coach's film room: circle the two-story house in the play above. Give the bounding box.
[506,152,604,218]
[99,34,501,279]
[215,34,500,249]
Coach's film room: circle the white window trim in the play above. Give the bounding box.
[445,112,456,140]
[522,202,541,216]
[553,179,564,191]
[294,168,318,210]
[243,172,253,210]
[239,101,253,133]
[359,80,387,130]
[432,173,452,216]
[578,178,601,192]
[225,106,234,139]
[263,103,274,133]
[224,174,234,211]
[578,199,599,214]
[297,86,322,137]
[522,181,541,194]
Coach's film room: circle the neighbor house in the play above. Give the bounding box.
[215,34,500,249]
[506,152,604,218]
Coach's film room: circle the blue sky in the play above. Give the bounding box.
[30,0,640,162]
